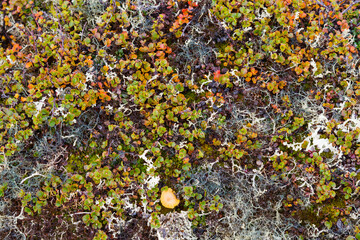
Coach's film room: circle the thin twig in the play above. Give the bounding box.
[20,172,47,184]
[315,0,332,12]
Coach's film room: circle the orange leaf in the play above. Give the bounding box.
[165,47,172,54]
[105,38,112,47]
[25,62,32,68]
[250,67,258,75]
[299,12,306,18]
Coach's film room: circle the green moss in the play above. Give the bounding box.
[215,42,228,53]
[184,90,201,105]
[295,205,323,226]
[198,140,220,160]
[320,151,334,160]
[65,147,103,173]
[303,83,312,91]
[295,196,346,227]
[65,154,83,173]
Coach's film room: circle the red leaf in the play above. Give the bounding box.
[214,70,221,81]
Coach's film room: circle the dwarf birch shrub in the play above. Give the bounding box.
[2,0,360,239]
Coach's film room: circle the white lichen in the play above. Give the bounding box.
[155,211,197,240]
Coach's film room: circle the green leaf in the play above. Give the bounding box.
[325,221,332,229]
[84,37,91,46]
[98,49,106,57]
[157,126,167,136]
[184,186,193,196]
[354,233,360,240]
[175,84,184,92]
[72,174,84,182]
[108,125,115,131]
[36,191,46,199]
[344,186,352,194]
[101,140,108,148]
[179,149,187,159]
[82,214,91,224]
[0,183,7,197]
[89,141,97,148]
[49,117,57,127]
[239,127,247,135]
[24,207,33,215]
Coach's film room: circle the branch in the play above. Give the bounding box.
[341,0,360,15]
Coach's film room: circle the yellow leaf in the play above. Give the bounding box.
[160,188,180,209]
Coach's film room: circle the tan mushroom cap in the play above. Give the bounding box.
[160,188,180,209]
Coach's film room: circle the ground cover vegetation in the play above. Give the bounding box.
[0,0,360,239]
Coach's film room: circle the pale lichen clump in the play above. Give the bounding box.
[156,211,197,240]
